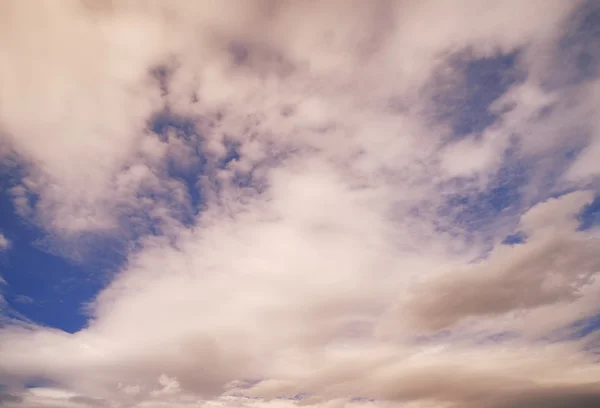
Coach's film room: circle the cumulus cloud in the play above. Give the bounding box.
[1,1,600,408]
[389,191,600,333]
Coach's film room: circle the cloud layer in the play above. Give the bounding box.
[1,1,600,408]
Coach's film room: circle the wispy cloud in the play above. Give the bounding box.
[0,232,9,251]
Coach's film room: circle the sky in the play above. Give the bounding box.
[1,1,600,408]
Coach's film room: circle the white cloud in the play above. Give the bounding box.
[0,0,166,235]
[1,1,600,408]
[383,191,600,334]
[0,232,9,251]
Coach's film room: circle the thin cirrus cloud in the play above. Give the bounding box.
[0,1,600,408]
[0,232,9,251]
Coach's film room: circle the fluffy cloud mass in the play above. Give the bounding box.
[1,1,600,408]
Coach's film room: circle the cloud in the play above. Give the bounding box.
[13,295,34,305]
[1,1,600,408]
[0,0,167,237]
[465,384,600,408]
[68,395,109,407]
[0,392,21,405]
[0,232,9,251]
[389,191,600,333]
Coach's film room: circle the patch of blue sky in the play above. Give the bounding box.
[148,111,205,221]
[150,111,261,211]
[578,194,600,231]
[502,231,527,245]
[520,185,600,233]
[550,0,600,88]
[542,312,600,345]
[433,50,524,140]
[433,5,600,239]
[218,138,241,169]
[570,313,600,339]
[439,133,598,247]
[439,147,529,237]
[147,111,270,225]
[150,111,197,143]
[0,175,113,333]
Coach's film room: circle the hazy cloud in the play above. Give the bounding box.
[393,191,600,332]
[1,1,599,408]
[0,232,9,251]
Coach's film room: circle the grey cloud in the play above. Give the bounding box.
[404,234,600,331]
[362,358,600,408]
[475,385,600,408]
[0,391,22,404]
[68,395,108,407]
[239,355,600,408]
[372,367,530,403]
[397,193,600,332]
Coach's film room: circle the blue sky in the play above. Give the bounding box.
[1,2,600,408]
[0,185,111,332]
